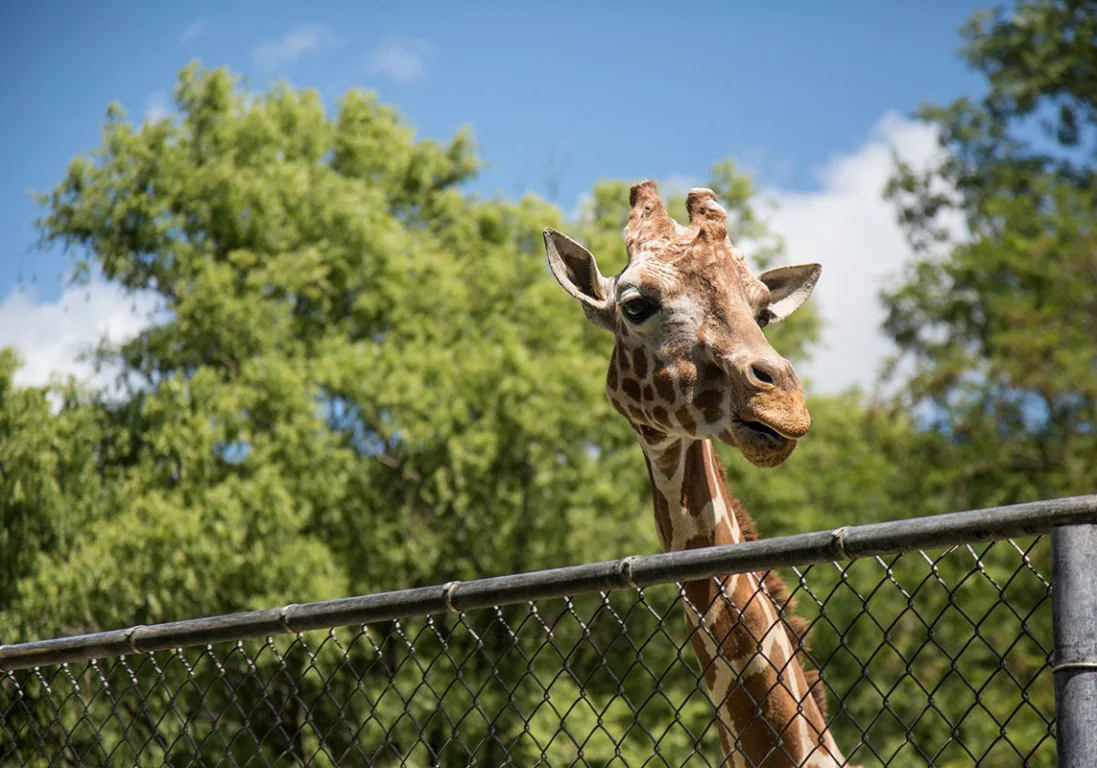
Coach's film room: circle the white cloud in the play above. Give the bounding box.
[0,282,158,390]
[759,112,965,395]
[253,25,341,72]
[181,18,205,44]
[144,92,170,123]
[368,39,429,83]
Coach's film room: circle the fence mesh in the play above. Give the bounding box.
[1,536,1054,767]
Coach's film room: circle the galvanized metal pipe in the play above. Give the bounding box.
[2,493,1096,672]
[1052,524,1097,767]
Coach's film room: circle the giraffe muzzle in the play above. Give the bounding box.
[721,419,799,468]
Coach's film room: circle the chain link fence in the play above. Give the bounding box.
[3,497,1096,767]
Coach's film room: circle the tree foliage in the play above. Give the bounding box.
[884,0,1097,511]
[6,62,866,644]
[0,61,912,765]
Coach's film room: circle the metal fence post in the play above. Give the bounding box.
[1052,524,1097,767]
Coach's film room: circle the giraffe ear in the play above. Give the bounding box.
[543,228,616,331]
[757,263,822,322]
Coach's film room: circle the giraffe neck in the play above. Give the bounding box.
[637,435,847,768]
[641,437,744,552]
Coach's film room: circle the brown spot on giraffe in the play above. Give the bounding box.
[632,347,648,379]
[621,377,642,402]
[699,361,724,385]
[645,459,675,549]
[675,407,696,434]
[544,181,851,767]
[619,346,632,375]
[674,359,697,395]
[694,388,724,424]
[654,367,676,402]
[650,405,670,428]
[680,442,707,508]
[653,440,681,477]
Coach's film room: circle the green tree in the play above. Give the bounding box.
[884,0,1097,512]
[0,61,967,767]
[4,64,670,765]
[849,2,1097,764]
[0,351,107,632]
[10,62,852,641]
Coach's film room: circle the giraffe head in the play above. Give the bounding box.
[545,180,821,468]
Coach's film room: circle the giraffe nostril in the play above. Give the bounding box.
[750,364,775,386]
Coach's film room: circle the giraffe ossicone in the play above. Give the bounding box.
[545,180,856,767]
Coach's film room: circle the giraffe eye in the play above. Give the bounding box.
[621,297,659,324]
[756,309,773,329]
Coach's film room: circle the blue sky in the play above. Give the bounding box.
[0,2,986,392]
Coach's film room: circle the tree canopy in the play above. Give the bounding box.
[884,0,1097,511]
[4,62,895,644]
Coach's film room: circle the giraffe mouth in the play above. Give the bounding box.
[736,419,792,441]
[723,419,799,467]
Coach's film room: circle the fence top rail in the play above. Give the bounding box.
[3,494,1095,672]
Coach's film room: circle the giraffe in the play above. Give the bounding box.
[543,180,853,767]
